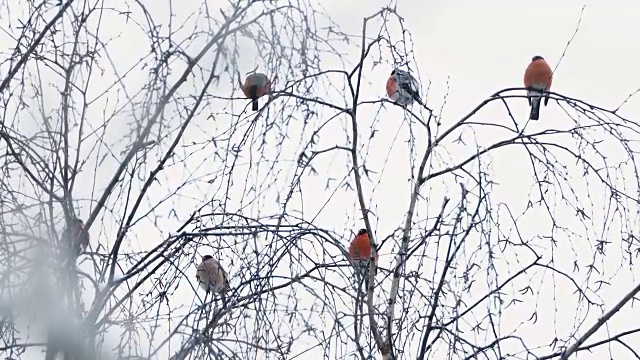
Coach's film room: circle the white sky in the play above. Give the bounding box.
[2,0,640,359]
[300,1,640,357]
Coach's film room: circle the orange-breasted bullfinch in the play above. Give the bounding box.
[196,255,230,298]
[523,55,553,121]
[386,68,422,107]
[348,228,378,291]
[62,217,89,259]
[242,73,271,111]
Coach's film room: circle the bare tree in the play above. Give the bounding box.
[337,7,640,360]
[1,2,639,360]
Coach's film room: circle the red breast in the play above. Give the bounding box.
[349,233,379,261]
[524,59,553,90]
[385,76,397,99]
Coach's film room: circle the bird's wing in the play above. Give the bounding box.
[220,266,230,291]
[395,70,414,83]
[394,69,410,78]
[396,72,420,97]
[400,81,420,97]
[410,76,420,92]
[203,258,228,291]
[212,261,228,290]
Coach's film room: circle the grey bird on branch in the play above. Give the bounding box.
[196,255,231,303]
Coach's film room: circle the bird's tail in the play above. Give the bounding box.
[412,92,424,107]
[529,96,541,121]
[354,261,373,300]
[354,263,366,282]
[249,85,259,111]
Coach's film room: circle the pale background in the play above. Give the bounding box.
[1,0,639,358]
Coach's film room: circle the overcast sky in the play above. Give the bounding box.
[190,0,640,357]
[3,0,640,358]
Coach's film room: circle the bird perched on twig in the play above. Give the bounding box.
[241,73,271,111]
[348,228,378,292]
[61,217,90,260]
[523,55,553,121]
[196,255,230,300]
[386,68,422,107]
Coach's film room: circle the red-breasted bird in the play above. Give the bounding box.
[523,55,553,121]
[196,255,230,298]
[348,228,378,291]
[242,73,271,111]
[62,217,89,259]
[386,68,422,107]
